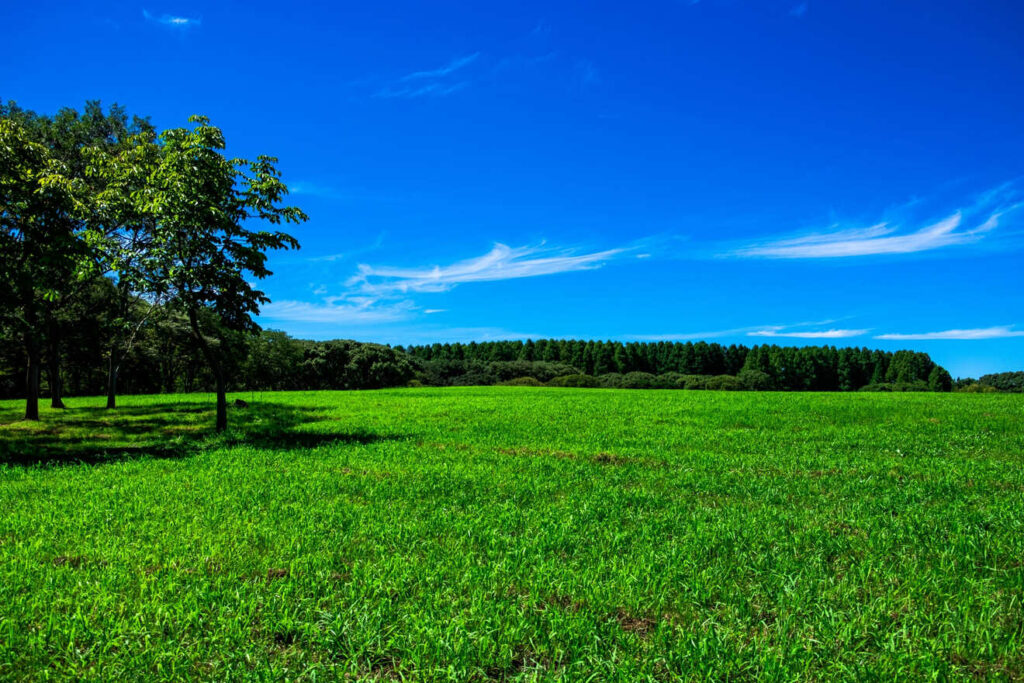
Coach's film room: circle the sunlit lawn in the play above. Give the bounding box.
[1,388,1022,680]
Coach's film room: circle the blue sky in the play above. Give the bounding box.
[3,0,1023,377]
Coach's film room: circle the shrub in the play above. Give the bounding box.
[548,374,601,388]
[955,383,999,393]
[498,376,544,387]
[418,359,476,386]
[451,370,495,386]
[656,372,686,389]
[597,373,624,388]
[892,381,930,392]
[488,361,579,383]
[857,382,929,392]
[680,375,711,390]
[704,375,743,391]
[737,368,774,391]
[620,372,659,389]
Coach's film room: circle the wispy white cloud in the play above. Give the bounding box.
[730,184,1021,259]
[400,53,479,81]
[371,53,479,99]
[260,299,415,325]
[749,327,869,339]
[735,213,986,258]
[790,3,809,18]
[289,182,406,205]
[875,326,1024,341]
[299,235,387,266]
[631,327,758,341]
[631,320,845,341]
[374,81,469,99]
[307,253,346,263]
[289,181,346,199]
[300,232,386,264]
[269,240,632,330]
[142,9,199,27]
[359,38,599,100]
[378,326,547,345]
[348,242,627,295]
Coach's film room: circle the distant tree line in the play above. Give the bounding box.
[0,325,964,399]
[953,372,1024,393]
[399,340,954,392]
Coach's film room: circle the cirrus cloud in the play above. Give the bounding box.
[348,242,627,295]
[730,183,1021,259]
[259,299,415,325]
[142,9,199,27]
[374,53,479,99]
[749,327,869,339]
[875,326,1024,341]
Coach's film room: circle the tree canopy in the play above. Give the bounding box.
[1,101,305,429]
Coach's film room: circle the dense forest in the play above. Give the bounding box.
[400,340,954,391]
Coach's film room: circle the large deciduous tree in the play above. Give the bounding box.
[0,119,83,420]
[3,100,153,410]
[85,128,164,409]
[141,116,306,431]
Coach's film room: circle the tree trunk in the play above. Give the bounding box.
[24,335,40,421]
[47,336,65,409]
[188,308,227,432]
[106,347,119,409]
[215,371,227,432]
[163,359,176,394]
[48,356,65,408]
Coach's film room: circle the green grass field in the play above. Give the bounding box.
[1,388,1022,680]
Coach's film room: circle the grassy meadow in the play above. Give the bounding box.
[0,388,1022,680]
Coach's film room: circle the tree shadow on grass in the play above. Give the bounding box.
[0,400,406,467]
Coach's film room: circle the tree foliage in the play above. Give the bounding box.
[0,117,85,419]
[977,371,1024,393]
[2,102,306,429]
[131,116,307,429]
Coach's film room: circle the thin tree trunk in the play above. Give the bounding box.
[47,330,65,409]
[163,358,175,394]
[48,353,65,408]
[188,308,227,432]
[25,335,40,421]
[106,346,119,409]
[215,371,227,432]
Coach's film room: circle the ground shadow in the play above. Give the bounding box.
[0,399,407,468]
